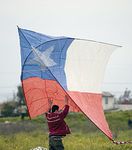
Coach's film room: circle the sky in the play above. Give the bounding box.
[0,0,132,102]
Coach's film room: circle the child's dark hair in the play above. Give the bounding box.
[52,105,59,112]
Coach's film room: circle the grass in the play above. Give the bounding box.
[0,131,132,150]
[0,110,132,150]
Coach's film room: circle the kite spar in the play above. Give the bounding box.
[18,27,131,144]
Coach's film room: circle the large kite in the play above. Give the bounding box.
[18,27,131,144]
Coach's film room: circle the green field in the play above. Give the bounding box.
[0,110,132,150]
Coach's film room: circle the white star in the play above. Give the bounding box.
[28,46,56,69]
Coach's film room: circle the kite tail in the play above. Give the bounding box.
[112,139,132,145]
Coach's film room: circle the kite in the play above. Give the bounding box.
[18,27,131,144]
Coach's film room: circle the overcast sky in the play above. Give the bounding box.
[0,0,132,102]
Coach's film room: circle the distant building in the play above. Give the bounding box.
[102,91,115,110]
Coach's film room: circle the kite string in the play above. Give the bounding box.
[112,139,132,145]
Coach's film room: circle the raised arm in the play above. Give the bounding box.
[45,98,53,116]
[64,95,69,105]
[48,98,53,112]
[60,95,70,119]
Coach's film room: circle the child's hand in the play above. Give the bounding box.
[48,98,53,107]
[64,95,69,105]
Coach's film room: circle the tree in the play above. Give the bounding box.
[16,85,25,105]
[1,100,18,117]
[123,88,131,101]
[118,88,131,104]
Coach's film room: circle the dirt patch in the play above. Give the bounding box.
[0,120,45,135]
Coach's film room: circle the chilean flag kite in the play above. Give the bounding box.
[18,27,120,141]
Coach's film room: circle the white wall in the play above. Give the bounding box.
[102,97,114,110]
[116,104,132,111]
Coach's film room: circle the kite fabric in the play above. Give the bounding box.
[18,27,119,140]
